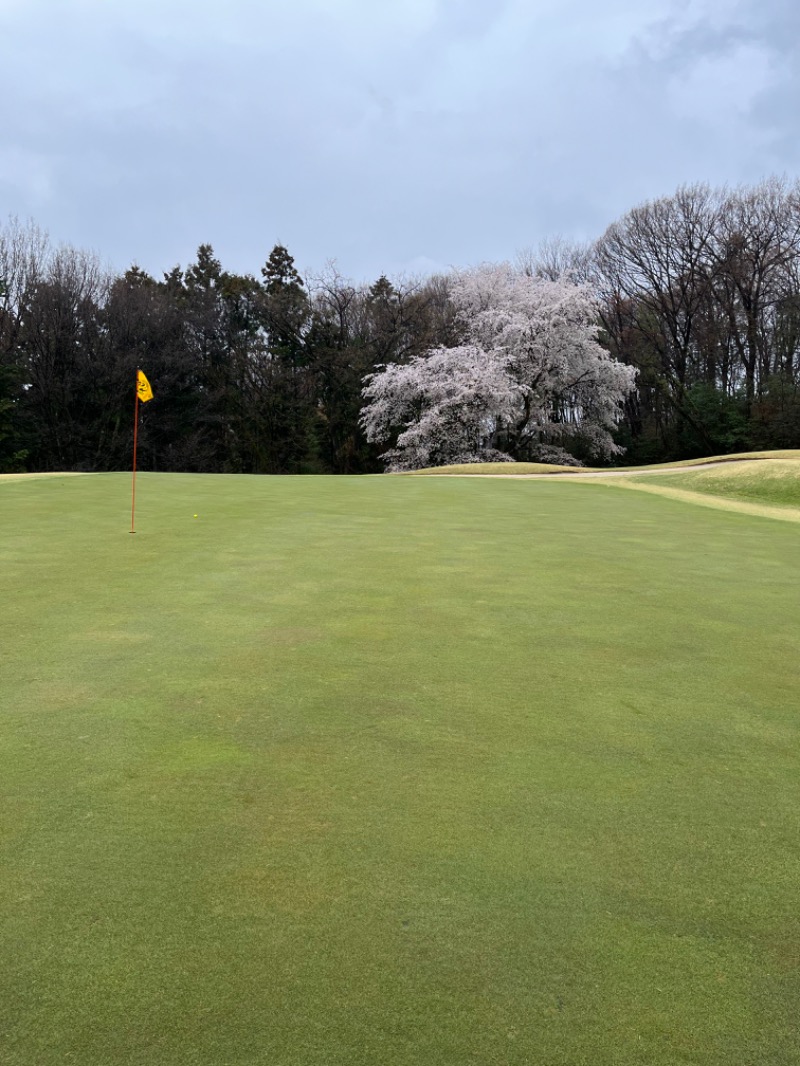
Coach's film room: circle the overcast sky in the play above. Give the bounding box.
[2,0,798,281]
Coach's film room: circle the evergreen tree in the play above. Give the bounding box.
[257,245,317,471]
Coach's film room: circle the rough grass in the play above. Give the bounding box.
[405,461,599,475]
[0,471,90,483]
[603,458,800,524]
[2,473,800,1066]
[618,449,800,471]
[406,449,800,476]
[629,458,800,508]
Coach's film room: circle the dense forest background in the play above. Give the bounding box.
[2,176,799,474]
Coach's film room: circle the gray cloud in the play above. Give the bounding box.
[1,0,797,281]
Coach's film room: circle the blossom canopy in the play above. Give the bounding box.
[361,263,636,471]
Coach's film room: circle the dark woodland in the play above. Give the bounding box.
[2,177,800,473]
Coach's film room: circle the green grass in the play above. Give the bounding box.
[407,449,800,475]
[631,459,800,509]
[2,472,800,1065]
[613,449,800,471]
[406,461,601,475]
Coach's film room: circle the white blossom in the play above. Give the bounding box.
[361,263,636,470]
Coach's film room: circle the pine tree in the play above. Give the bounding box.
[257,245,317,472]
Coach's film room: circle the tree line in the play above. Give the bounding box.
[0,230,456,474]
[530,176,800,461]
[2,175,800,474]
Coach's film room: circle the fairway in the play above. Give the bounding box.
[2,473,800,1065]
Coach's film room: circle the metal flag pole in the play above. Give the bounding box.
[130,369,140,533]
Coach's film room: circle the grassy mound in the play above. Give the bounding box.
[0,471,91,483]
[407,449,800,476]
[621,449,800,472]
[631,458,800,509]
[2,473,800,1065]
[405,460,597,475]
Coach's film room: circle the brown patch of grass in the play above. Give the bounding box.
[0,472,91,483]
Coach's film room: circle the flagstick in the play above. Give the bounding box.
[130,371,140,534]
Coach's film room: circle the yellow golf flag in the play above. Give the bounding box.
[136,370,153,403]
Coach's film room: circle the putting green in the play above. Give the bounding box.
[2,473,799,1065]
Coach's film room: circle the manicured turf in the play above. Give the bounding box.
[2,473,800,1065]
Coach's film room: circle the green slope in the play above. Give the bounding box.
[630,458,800,509]
[406,449,800,475]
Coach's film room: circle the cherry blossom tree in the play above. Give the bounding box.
[361,263,636,470]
